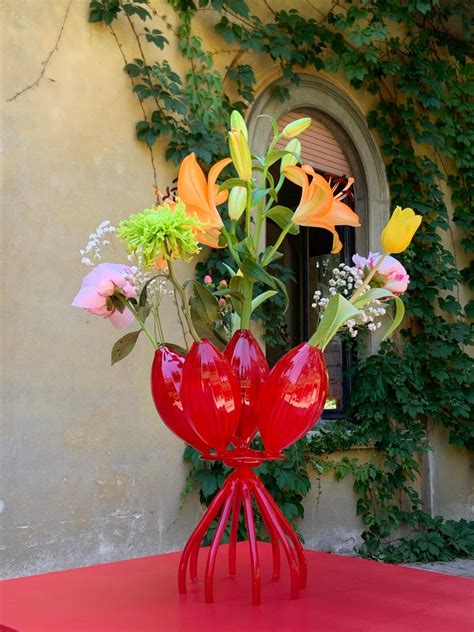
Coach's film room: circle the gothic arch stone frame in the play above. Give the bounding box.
[247,75,391,256]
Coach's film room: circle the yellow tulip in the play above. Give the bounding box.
[381,206,422,253]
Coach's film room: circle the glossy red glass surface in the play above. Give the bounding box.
[224,329,269,445]
[256,343,328,454]
[181,339,242,453]
[150,347,209,453]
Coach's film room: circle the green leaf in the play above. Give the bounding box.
[139,274,159,307]
[382,295,405,340]
[264,149,294,168]
[240,257,277,289]
[191,281,219,323]
[352,288,394,308]
[229,274,244,315]
[259,246,284,264]
[222,262,237,277]
[111,331,141,365]
[163,342,188,355]
[218,177,248,192]
[308,294,360,350]
[251,290,277,313]
[266,205,299,235]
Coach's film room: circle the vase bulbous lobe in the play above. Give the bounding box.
[224,329,269,445]
[256,343,328,454]
[181,339,242,453]
[150,346,209,452]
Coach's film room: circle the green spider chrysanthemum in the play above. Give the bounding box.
[117,201,202,267]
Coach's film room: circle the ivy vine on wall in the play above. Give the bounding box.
[88,0,473,563]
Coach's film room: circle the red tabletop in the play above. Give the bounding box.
[1,542,472,631]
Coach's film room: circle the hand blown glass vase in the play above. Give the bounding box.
[150,330,328,604]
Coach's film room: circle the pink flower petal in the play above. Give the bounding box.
[72,286,107,313]
[109,307,135,329]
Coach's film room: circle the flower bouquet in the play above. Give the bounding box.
[73,112,421,604]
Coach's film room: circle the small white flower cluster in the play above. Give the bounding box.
[312,263,387,338]
[80,220,116,266]
[125,251,174,303]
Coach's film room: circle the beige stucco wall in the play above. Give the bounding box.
[1,0,471,580]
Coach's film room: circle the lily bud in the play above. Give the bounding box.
[280,138,301,172]
[230,110,248,141]
[228,129,252,181]
[228,186,247,220]
[281,117,311,139]
[381,206,422,254]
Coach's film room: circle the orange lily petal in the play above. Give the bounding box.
[197,227,222,249]
[323,200,361,227]
[294,217,343,253]
[177,153,210,214]
[283,165,309,189]
[208,158,232,218]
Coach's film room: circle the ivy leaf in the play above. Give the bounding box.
[122,2,151,21]
[144,28,168,49]
[111,331,141,365]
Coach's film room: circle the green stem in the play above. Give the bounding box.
[221,225,242,268]
[245,180,252,237]
[240,276,254,329]
[154,304,166,345]
[350,253,388,303]
[261,221,293,266]
[124,300,159,349]
[167,259,201,343]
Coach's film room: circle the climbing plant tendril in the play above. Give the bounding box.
[88,0,473,563]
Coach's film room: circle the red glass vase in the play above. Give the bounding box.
[150,332,329,605]
[224,329,269,446]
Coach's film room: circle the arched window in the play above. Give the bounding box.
[248,76,390,418]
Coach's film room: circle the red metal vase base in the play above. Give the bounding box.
[150,331,329,605]
[178,450,306,605]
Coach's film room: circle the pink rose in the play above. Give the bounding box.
[72,263,137,328]
[353,252,409,295]
[204,275,213,284]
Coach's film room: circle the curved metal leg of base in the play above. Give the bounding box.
[249,479,300,600]
[204,480,238,603]
[258,498,281,581]
[178,475,234,594]
[257,480,307,589]
[242,481,261,605]
[228,483,242,576]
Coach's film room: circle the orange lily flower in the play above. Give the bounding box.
[283,165,360,253]
[177,153,231,248]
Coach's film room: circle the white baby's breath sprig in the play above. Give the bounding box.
[80,220,117,266]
